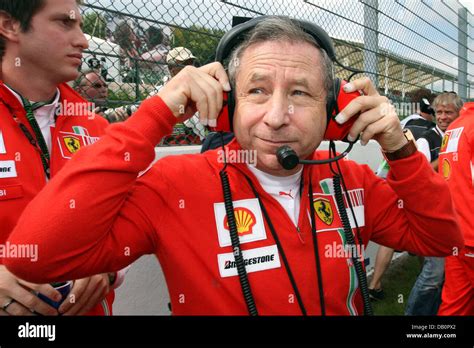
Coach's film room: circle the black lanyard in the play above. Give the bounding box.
[6,85,58,179]
[243,172,326,315]
[20,97,52,179]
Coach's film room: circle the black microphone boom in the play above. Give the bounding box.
[276,144,355,170]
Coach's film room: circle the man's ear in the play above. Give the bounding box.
[0,11,22,44]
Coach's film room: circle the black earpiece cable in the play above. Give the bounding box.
[218,132,258,316]
[243,175,308,316]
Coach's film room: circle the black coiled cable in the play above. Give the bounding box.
[332,175,373,316]
[219,168,258,316]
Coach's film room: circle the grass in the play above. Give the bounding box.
[370,253,424,315]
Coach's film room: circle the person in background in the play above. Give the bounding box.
[0,0,127,316]
[400,89,436,138]
[159,47,206,144]
[437,100,474,315]
[73,69,131,124]
[108,46,207,143]
[140,26,169,77]
[113,19,141,83]
[75,69,108,109]
[404,92,462,315]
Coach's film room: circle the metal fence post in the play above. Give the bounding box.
[458,5,468,100]
[363,0,379,86]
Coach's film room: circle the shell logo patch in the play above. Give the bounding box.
[442,158,451,180]
[224,207,256,236]
[314,198,334,225]
[214,198,266,247]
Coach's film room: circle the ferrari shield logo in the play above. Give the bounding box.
[314,198,334,225]
[440,134,449,153]
[64,136,81,154]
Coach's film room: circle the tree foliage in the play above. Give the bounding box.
[172,25,226,66]
[82,12,107,40]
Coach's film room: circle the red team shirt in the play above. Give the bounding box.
[0,83,115,315]
[438,102,474,315]
[5,96,463,315]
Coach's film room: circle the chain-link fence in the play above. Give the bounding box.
[77,0,474,145]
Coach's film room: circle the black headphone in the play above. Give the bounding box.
[214,15,342,133]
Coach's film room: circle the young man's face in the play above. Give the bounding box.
[233,41,328,176]
[17,0,88,84]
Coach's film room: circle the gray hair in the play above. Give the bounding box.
[227,17,333,98]
[432,92,464,114]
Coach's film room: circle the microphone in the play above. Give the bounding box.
[276,144,355,170]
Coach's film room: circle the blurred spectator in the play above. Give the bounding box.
[75,69,108,107]
[158,47,205,145]
[113,20,141,83]
[401,97,435,135]
[438,100,474,315]
[140,26,170,82]
[166,46,197,77]
[406,92,463,316]
[74,69,129,123]
[107,47,206,143]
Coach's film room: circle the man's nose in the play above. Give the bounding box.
[263,94,290,129]
[75,30,89,51]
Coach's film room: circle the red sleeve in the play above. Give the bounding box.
[4,96,177,283]
[364,152,464,256]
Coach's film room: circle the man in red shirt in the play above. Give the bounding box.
[0,0,122,316]
[4,16,463,315]
[438,101,474,315]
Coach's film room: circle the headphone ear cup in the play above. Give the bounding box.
[211,91,234,132]
[227,89,235,132]
[324,79,361,142]
[324,78,341,137]
[327,78,341,121]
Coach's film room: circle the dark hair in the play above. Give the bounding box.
[0,0,82,58]
[146,26,163,47]
[0,0,46,32]
[113,20,135,50]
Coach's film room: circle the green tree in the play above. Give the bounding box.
[172,25,226,65]
[82,12,107,40]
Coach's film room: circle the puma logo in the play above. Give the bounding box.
[279,190,294,199]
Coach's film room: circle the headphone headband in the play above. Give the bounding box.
[215,16,336,63]
[212,15,348,136]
